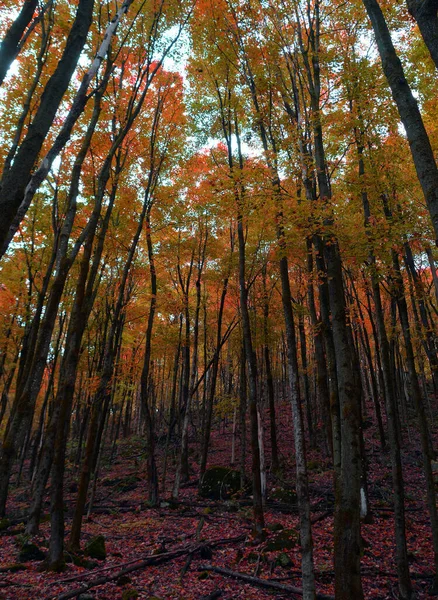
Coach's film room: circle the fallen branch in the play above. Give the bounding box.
[197,564,335,599]
[200,591,223,600]
[50,548,187,600]
[310,510,332,525]
[50,554,155,585]
[50,534,246,600]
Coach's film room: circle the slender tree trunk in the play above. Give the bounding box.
[239,341,247,489]
[199,272,229,484]
[278,250,316,599]
[262,265,279,472]
[389,245,438,588]
[298,311,314,449]
[426,246,438,306]
[140,209,159,506]
[306,239,331,456]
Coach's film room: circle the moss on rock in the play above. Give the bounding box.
[18,542,46,562]
[199,466,241,500]
[85,535,106,560]
[264,529,297,551]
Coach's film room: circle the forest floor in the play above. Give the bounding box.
[0,401,436,599]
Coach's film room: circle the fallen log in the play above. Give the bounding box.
[200,591,223,600]
[50,548,187,600]
[197,564,335,599]
[50,534,246,600]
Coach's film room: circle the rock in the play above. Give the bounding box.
[198,571,210,580]
[83,559,99,569]
[71,554,88,567]
[267,522,284,532]
[0,518,10,531]
[18,542,46,562]
[276,552,292,568]
[122,589,139,599]
[199,544,213,559]
[270,487,297,504]
[117,475,141,493]
[264,529,297,551]
[199,466,241,500]
[102,475,140,493]
[85,535,106,560]
[1,563,27,572]
[223,500,239,512]
[117,575,132,586]
[78,595,94,600]
[307,460,321,471]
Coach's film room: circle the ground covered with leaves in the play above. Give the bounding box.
[0,401,436,599]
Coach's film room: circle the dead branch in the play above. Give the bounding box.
[50,534,246,600]
[197,564,335,599]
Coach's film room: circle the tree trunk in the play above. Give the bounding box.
[0,0,38,85]
[139,208,159,506]
[0,0,95,251]
[407,0,438,70]
[362,0,438,243]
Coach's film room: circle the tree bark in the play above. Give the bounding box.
[0,0,95,252]
[0,0,38,85]
[362,0,438,243]
[407,0,438,70]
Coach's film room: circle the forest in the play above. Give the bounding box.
[0,0,438,598]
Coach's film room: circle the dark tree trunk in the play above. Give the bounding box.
[362,0,438,243]
[389,244,438,588]
[0,0,95,251]
[306,238,331,456]
[239,342,247,489]
[199,272,229,484]
[352,119,412,596]
[407,0,438,70]
[139,208,159,506]
[298,311,314,449]
[262,265,279,472]
[0,0,38,85]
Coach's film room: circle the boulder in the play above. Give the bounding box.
[18,541,46,562]
[276,551,292,568]
[85,535,106,560]
[199,467,241,500]
[264,528,297,551]
[122,590,139,600]
[270,487,297,505]
[0,518,10,531]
